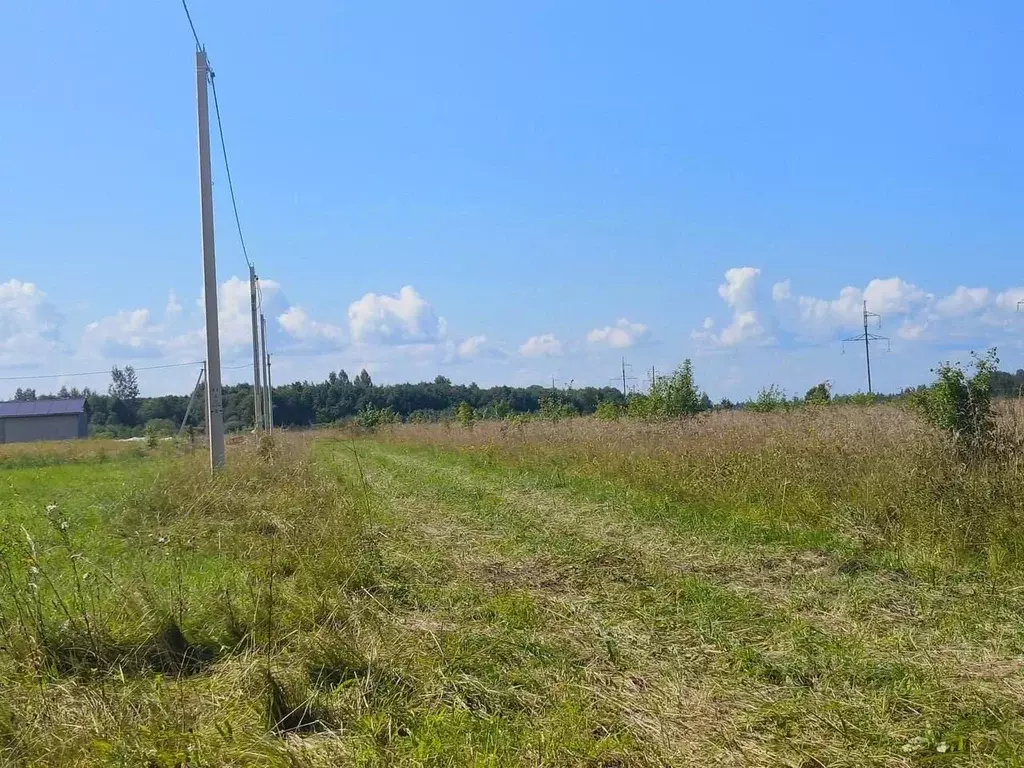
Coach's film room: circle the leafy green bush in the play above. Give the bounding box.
[804,381,831,405]
[627,360,707,420]
[595,400,623,420]
[747,384,787,413]
[356,404,399,430]
[911,348,998,458]
[455,402,476,427]
[539,396,578,422]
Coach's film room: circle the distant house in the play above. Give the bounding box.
[0,398,88,444]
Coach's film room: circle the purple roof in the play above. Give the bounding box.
[0,398,86,418]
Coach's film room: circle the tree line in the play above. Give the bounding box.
[7,355,1024,438]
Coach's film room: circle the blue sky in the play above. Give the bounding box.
[2,1,1023,399]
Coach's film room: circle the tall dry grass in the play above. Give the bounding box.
[381,403,1024,569]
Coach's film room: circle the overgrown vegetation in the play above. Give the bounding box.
[910,348,999,458]
[6,398,1024,763]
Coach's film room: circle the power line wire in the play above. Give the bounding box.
[0,361,252,383]
[210,76,252,269]
[180,0,202,51]
[179,0,252,272]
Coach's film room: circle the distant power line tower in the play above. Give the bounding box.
[611,357,638,396]
[843,300,890,395]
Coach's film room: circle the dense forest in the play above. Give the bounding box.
[8,362,1024,438]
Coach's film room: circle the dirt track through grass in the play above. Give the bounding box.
[328,438,1024,767]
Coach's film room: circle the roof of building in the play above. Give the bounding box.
[0,398,87,418]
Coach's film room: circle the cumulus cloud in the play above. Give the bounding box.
[774,277,928,338]
[208,276,283,348]
[277,306,344,346]
[771,280,791,301]
[935,287,991,318]
[586,318,649,349]
[348,286,446,345]
[81,308,167,358]
[457,335,488,359]
[519,333,563,358]
[693,267,772,348]
[0,279,63,364]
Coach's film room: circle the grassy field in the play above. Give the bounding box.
[3,407,1024,766]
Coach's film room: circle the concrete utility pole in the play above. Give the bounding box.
[249,266,263,431]
[843,300,889,395]
[260,313,271,433]
[196,49,225,469]
[265,353,273,433]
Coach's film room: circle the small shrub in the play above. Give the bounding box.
[911,348,998,458]
[357,405,399,430]
[539,396,578,422]
[804,381,832,405]
[595,400,623,420]
[455,402,476,428]
[628,360,707,420]
[748,384,788,413]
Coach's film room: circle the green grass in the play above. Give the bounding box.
[3,422,1024,766]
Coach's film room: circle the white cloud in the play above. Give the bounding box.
[719,267,760,308]
[694,267,772,348]
[771,280,792,301]
[348,286,446,345]
[775,277,927,338]
[457,335,488,359]
[81,308,167,358]
[519,333,563,358]
[0,279,63,364]
[210,276,282,348]
[934,286,991,318]
[586,318,649,349]
[995,287,1024,313]
[277,306,344,345]
[165,290,182,318]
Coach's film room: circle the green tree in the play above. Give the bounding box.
[647,360,706,418]
[805,381,832,405]
[748,384,787,413]
[13,388,36,402]
[455,401,476,427]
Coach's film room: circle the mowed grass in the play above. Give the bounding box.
[4,406,1024,766]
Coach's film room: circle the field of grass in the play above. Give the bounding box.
[3,406,1024,766]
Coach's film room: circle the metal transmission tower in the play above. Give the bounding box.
[195,49,226,469]
[843,300,890,395]
[610,357,638,396]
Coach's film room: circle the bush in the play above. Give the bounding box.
[539,396,578,422]
[595,400,623,420]
[804,381,831,405]
[455,402,476,428]
[628,360,707,420]
[356,405,399,430]
[747,384,787,413]
[911,348,998,459]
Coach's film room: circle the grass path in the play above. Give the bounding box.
[323,438,1024,767]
